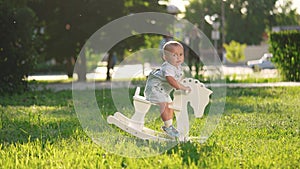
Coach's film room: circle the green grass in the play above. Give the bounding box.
[1,87,299,168]
[223,75,282,83]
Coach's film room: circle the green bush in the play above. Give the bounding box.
[223,40,246,63]
[269,31,300,81]
[0,1,38,94]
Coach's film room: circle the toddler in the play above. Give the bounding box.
[144,41,191,137]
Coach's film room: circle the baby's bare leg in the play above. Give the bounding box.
[158,102,174,121]
[159,102,179,137]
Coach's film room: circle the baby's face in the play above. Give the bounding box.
[164,45,184,67]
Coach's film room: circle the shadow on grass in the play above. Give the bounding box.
[0,89,118,147]
[0,115,83,145]
[0,111,84,144]
[0,90,73,107]
[166,141,218,167]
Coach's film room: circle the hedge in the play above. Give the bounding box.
[0,1,38,94]
[269,31,300,81]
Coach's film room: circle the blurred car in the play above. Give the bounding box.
[247,53,275,70]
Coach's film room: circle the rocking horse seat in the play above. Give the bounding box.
[133,95,151,104]
[133,93,181,111]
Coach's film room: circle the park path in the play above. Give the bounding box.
[29,65,300,91]
[34,81,300,92]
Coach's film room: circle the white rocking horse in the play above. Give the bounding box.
[107,78,212,142]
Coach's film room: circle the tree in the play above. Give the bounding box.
[269,0,300,27]
[227,0,277,44]
[0,0,39,93]
[184,0,218,43]
[29,0,127,81]
[29,0,165,81]
[185,0,288,45]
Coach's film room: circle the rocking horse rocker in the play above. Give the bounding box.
[107,78,213,142]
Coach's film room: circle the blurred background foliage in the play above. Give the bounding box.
[185,0,299,45]
[0,0,299,93]
[0,0,39,93]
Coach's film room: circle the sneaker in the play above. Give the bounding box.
[162,125,180,137]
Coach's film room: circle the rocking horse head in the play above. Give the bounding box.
[172,78,213,118]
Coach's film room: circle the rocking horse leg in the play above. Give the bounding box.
[174,108,190,141]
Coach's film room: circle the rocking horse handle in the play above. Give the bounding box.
[174,89,189,96]
[184,88,191,94]
[135,87,141,96]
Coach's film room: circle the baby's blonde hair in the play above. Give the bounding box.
[162,41,183,56]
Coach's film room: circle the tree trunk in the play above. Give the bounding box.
[76,55,87,82]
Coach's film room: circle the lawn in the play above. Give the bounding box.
[0,87,299,168]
